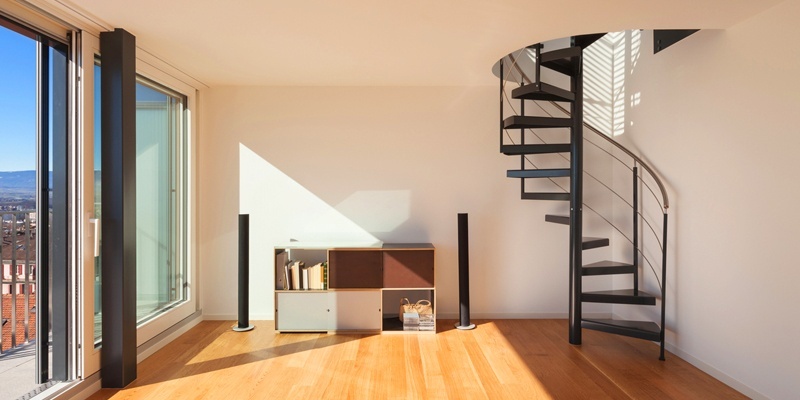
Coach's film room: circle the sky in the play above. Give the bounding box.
[0,26,37,172]
[1,23,175,173]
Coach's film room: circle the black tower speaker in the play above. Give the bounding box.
[233,214,254,332]
[456,213,476,330]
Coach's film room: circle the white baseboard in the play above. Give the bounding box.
[202,314,273,321]
[436,312,612,319]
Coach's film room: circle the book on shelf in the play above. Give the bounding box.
[305,262,327,290]
[289,261,303,290]
[322,261,328,290]
[276,251,289,290]
[305,263,317,290]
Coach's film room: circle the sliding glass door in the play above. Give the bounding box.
[0,14,72,393]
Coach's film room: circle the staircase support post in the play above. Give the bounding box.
[520,83,525,195]
[660,213,668,360]
[568,43,584,345]
[633,166,639,294]
[499,59,504,152]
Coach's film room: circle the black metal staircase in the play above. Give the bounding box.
[495,33,670,360]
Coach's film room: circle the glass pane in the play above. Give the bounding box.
[135,78,186,323]
[0,22,37,378]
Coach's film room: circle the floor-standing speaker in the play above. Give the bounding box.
[456,213,476,330]
[233,214,255,332]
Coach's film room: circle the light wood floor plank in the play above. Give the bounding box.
[87,320,745,400]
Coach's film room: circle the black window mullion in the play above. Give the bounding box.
[35,37,50,385]
[50,39,70,383]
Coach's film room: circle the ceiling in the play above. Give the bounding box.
[65,0,782,87]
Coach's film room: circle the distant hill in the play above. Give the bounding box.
[0,170,53,190]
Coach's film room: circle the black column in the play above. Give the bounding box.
[100,28,137,388]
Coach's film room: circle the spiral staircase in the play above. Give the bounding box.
[494,33,670,359]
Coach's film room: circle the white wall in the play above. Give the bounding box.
[618,2,800,398]
[198,85,620,321]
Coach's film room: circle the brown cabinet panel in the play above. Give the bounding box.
[328,250,382,288]
[383,250,434,288]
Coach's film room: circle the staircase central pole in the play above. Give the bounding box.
[568,42,584,345]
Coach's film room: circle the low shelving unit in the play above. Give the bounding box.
[274,243,436,334]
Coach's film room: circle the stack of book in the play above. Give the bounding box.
[402,312,420,331]
[418,314,435,331]
[283,261,327,290]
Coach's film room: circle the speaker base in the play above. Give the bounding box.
[455,323,476,330]
[232,324,255,332]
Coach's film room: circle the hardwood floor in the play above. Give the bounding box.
[87,319,746,399]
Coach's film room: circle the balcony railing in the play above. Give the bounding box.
[1,210,37,353]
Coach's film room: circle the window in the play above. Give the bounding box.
[92,68,191,340]
[135,77,188,324]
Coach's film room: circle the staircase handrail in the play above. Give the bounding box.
[549,102,669,211]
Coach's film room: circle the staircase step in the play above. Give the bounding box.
[511,82,575,102]
[541,46,582,62]
[544,214,569,225]
[507,169,570,179]
[582,289,657,305]
[542,219,610,250]
[581,237,609,250]
[582,260,636,276]
[582,318,661,341]
[539,47,582,76]
[521,192,570,201]
[503,115,572,130]
[541,59,575,76]
[501,144,571,155]
[573,33,606,49]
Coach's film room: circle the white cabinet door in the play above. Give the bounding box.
[276,292,330,331]
[329,290,382,331]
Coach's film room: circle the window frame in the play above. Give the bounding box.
[81,34,199,371]
[131,57,197,349]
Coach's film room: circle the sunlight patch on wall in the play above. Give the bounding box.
[335,190,410,234]
[584,31,642,139]
[238,143,381,247]
[584,33,616,137]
